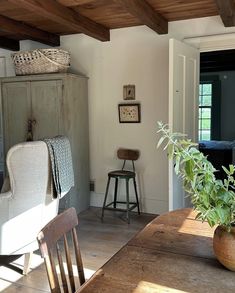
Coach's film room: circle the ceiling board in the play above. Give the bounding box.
[8,0,110,41]
[147,0,218,21]
[73,2,141,29]
[0,0,229,45]
[57,0,96,6]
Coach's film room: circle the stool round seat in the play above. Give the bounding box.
[108,170,136,178]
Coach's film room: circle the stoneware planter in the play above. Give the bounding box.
[213,225,235,271]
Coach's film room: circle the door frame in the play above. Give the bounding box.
[184,32,235,52]
[168,38,199,211]
[168,33,235,211]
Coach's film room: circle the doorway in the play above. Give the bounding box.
[200,49,235,141]
[199,49,235,180]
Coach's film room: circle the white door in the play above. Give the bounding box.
[169,38,199,211]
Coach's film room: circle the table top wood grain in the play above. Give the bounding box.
[77,208,235,293]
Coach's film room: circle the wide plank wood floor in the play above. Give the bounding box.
[0,207,155,292]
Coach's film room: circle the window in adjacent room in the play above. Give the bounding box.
[199,83,212,140]
[199,76,221,141]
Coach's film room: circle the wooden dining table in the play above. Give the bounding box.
[77,208,235,293]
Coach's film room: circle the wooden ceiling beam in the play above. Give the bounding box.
[214,0,235,27]
[0,14,59,46]
[114,0,168,34]
[8,0,110,42]
[0,37,19,51]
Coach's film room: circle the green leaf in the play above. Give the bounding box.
[229,164,235,174]
[185,160,193,180]
[168,144,174,159]
[174,155,181,175]
[157,136,166,149]
[222,166,230,176]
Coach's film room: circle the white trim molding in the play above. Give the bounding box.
[90,192,168,214]
[184,33,235,52]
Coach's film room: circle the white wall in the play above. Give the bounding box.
[60,29,170,214]
[3,15,235,214]
[0,48,15,77]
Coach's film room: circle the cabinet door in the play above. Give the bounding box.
[31,80,63,140]
[2,82,31,154]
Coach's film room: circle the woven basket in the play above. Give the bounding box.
[11,49,70,75]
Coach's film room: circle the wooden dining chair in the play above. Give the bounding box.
[37,207,85,293]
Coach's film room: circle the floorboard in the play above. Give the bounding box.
[0,207,156,292]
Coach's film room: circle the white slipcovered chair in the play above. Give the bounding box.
[0,141,59,274]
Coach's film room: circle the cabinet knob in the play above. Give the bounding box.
[26,119,36,141]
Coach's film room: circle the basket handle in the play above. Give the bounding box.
[36,49,69,68]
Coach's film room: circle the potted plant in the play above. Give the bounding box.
[157,122,235,271]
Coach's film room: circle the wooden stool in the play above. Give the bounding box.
[101,148,140,224]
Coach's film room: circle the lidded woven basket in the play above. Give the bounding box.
[11,49,70,75]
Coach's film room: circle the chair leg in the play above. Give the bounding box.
[23,252,33,275]
[126,179,130,224]
[133,178,140,215]
[113,178,118,208]
[101,176,111,220]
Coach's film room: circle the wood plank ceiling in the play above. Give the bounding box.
[0,0,233,50]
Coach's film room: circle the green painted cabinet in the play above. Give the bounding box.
[0,73,90,213]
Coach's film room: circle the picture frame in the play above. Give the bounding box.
[118,103,141,123]
[123,85,135,100]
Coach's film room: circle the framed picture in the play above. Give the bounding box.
[123,85,135,100]
[118,103,141,123]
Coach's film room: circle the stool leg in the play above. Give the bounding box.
[113,178,118,208]
[126,178,130,224]
[101,176,111,220]
[133,178,140,215]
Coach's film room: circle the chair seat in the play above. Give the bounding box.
[108,170,135,178]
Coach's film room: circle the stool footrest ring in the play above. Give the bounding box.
[103,201,138,213]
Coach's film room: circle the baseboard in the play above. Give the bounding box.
[90,192,168,214]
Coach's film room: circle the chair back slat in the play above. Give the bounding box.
[117,148,139,161]
[56,243,69,293]
[37,208,85,293]
[64,233,76,292]
[45,253,60,293]
[38,208,78,249]
[72,228,85,285]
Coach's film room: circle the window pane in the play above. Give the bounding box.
[199,108,202,118]
[202,95,211,106]
[201,130,211,140]
[202,84,212,95]
[199,84,203,95]
[199,95,203,106]
[201,119,211,129]
[199,82,213,141]
[201,108,211,119]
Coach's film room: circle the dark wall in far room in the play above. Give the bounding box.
[201,70,235,141]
